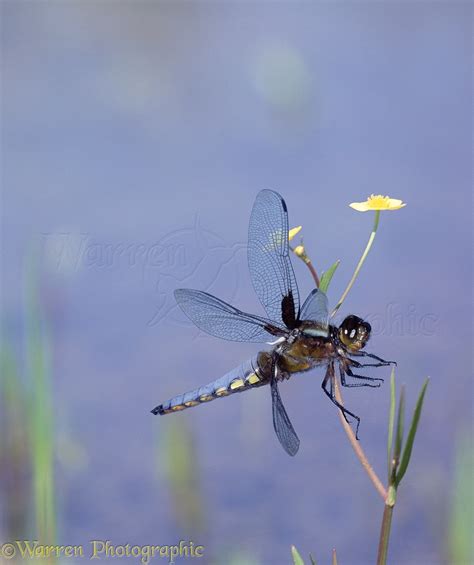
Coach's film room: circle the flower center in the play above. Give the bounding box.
[368,194,390,208]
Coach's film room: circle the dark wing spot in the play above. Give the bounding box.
[281,292,297,329]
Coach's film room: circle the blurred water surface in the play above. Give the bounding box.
[1,2,472,564]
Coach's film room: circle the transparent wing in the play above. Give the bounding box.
[300,288,329,328]
[248,190,300,329]
[175,288,287,342]
[271,363,300,456]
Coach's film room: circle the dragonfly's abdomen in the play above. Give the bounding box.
[152,352,272,415]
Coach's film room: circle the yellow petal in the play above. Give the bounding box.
[386,198,407,210]
[349,202,371,212]
[289,226,302,241]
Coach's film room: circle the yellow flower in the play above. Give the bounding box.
[349,194,406,212]
[288,226,302,241]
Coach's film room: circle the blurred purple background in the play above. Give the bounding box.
[1,2,472,564]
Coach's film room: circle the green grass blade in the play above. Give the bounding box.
[158,417,204,533]
[291,545,305,565]
[0,344,30,538]
[309,554,317,565]
[395,378,429,487]
[448,435,474,564]
[25,260,56,551]
[392,385,405,482]
[387,368,396,481]
[319,260,340,293]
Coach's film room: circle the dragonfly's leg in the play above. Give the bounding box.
[341,365,384,388]
[351,351,397,366]
[350,359,392,369]
[321,364,361,438]
[322,369,347,424]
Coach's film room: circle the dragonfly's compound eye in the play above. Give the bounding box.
[339,315,371,351]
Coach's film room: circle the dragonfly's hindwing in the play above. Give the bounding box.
[153,352,272,415]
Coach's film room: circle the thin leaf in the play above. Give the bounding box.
[392,385,405,481]
[448,435,474,564]
[387,368,396,481]
[159,418,204,532]
[309,554,317,565]
[0,344,30,538]
[25,260,56,548]
[291,545,305,565]
[319,260,340,293]
[332,548,338,565]
[395,378,429,486]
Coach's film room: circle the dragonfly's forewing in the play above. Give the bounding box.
[248,190,300,329]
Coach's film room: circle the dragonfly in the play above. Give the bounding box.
[151,190,395,456]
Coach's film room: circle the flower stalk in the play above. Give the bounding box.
[376,502,395,565]
[331,210,380,318]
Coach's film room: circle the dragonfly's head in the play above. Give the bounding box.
[338,315,371,351]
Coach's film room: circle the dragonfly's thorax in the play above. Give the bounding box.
[278,323,337,375]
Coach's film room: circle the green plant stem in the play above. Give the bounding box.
[334,378,387,500]
[376,493,396,565]
[331,210,380,318]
